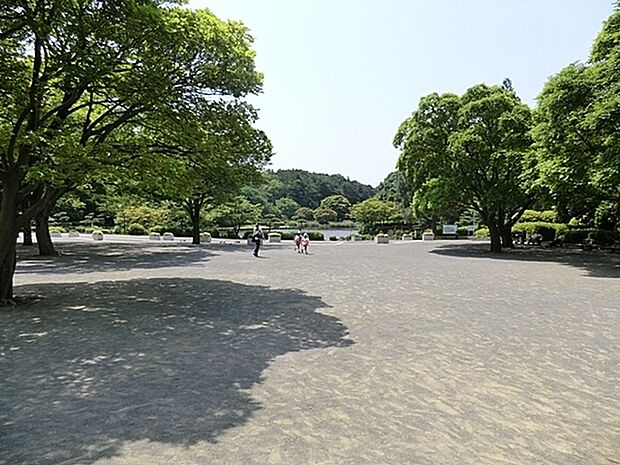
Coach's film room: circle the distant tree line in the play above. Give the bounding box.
[43,169,377,239]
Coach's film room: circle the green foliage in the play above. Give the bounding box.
[350,198,400,233]
[410,182,461,226]
[594,201,619,230]
[313,208,338,224]
[395,83,536,252]
[115,205,169,232]
[563,229,594,244]
[275,197,300,219]
[511,222,568,241]
[149,225,166,235]
[53,195,87,224]
[589,229,620,245]
[269,170,375,208]
[564,229,619,245]
[206,196,262,234]
[293,207,315,221]
[519,210,558,223]
[534,6,620,221]
[319,195,351,221]
[212,228,244,239]
[474,228,490,238]
[0,0,273,298]
[376,171,413,208]
[127,223,148,236]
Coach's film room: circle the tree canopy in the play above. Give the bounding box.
[534,5,620,226]
[394,83,536,252]
[0,1,267,302]
[350,198,400,233]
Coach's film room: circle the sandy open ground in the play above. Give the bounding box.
[1,238,619,464]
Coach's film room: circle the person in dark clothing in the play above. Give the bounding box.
[251,224,263,257]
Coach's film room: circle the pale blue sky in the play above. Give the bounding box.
[189,0,614,187]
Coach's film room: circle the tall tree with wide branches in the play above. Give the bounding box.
[394,83,536,252]
[0,1,264,303]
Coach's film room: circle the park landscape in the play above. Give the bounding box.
[1,1,620,464]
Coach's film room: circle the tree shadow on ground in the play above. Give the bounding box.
[430,242,620,279]
[0,278,353,465]
[14,242,251,275]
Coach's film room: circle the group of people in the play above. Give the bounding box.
[294,231,310,254]
[250,225,310,257]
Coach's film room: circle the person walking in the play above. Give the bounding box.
[251,224,264,257]
[301,232,310,254]
[293,232,302,253]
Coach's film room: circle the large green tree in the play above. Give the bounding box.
[534,4,620,226]
[0,1,263,303]
[275,197,300,220]
[134,101,271,244]
[318,194,351,221]
[394,84,536,252]
[350,198,400,233]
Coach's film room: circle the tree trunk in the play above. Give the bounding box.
[35,211,58,256]
[500,223,514,248]
[0,177,20,304]
[487,220,503,253]
[0,243,17,305]
[22,222,34,246]
[184,197,205,245]
[191,215,201,245]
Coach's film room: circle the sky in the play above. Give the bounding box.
[189,0,615,187]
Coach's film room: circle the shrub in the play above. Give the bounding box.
[519,210,558,223]
[309,232,325,241]
[149,225,166,234]
[49,226,66,233]
[563,229,595,244]
[512,222,567,241]
[128,223,147,235]
[568,217,585,227]
[313,207,338,224]
[220,229,240,239]
[474,228,489,238]
[456,226,469,236]
[564,229,619,245]
[590,229,619,245]
[539,210,558,223]
[595,201,619,231]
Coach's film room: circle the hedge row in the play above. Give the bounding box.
[474,223,619,245]
[563,229,619,245]
[518,210,558,223]
[512,222,568,241]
